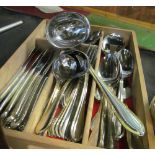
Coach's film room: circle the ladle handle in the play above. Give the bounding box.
[89,66,145,136]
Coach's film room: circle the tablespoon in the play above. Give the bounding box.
[53,80,80,139]
[48,81,75,137]
[54,46,97,140]
[52,50,145,136]
[35,53,75,135]
[97,53,123,147]
[35,53,82,135]
[35,79,71,135]
[47,50,90,138]
[102,33,125,53]
[98,53,119,84]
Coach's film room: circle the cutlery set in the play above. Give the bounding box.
[0,12,145,148]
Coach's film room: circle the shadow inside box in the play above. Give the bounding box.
[140,48,155,103]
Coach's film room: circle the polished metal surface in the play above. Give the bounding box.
[102,33,125,53]
[0,48,57,131]
[0,11,146,148]
[52,49,145,136]
[118,48,134,78]
[96,53,124,147]
[89,65,144,136]
[46,12,90,48]
[98,53,119,84]
[117,49,133,103]
[38,45,98,141]
[52,50,89,82]
[0,49,43,112]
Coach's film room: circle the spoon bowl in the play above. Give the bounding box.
[102,33,125,53]
[52,50,89,82]
[95,52,119,101]
[98,53,119,84]
[119,49,133,79]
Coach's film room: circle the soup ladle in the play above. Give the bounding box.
[52,50,145,136]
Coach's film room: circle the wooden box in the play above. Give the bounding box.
[0,20,154,149]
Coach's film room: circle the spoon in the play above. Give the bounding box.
[35,53,73,135]
[95,52,119,100]
[52,50,145,136]
[98,53,119,84]
[46,12,144,136]
[52,50,89,82]
[102,33,125,53]
[119,48,133,78]
[97,53,124,145]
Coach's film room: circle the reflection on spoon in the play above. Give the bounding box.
[102,33,125,53]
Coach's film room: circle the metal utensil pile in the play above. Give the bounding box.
[96,33,134,148]
[35,44,98,142]
[0,12,145,148]
[0,48,55,131]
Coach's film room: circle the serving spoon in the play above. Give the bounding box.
[97,53,119,148]
[97,53,125,147]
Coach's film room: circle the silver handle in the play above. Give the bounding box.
[89,66,145,136]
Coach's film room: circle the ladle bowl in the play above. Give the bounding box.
[52,50,89,82]
[46,12,90,49]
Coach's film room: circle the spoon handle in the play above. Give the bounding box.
[89,66,145,136]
